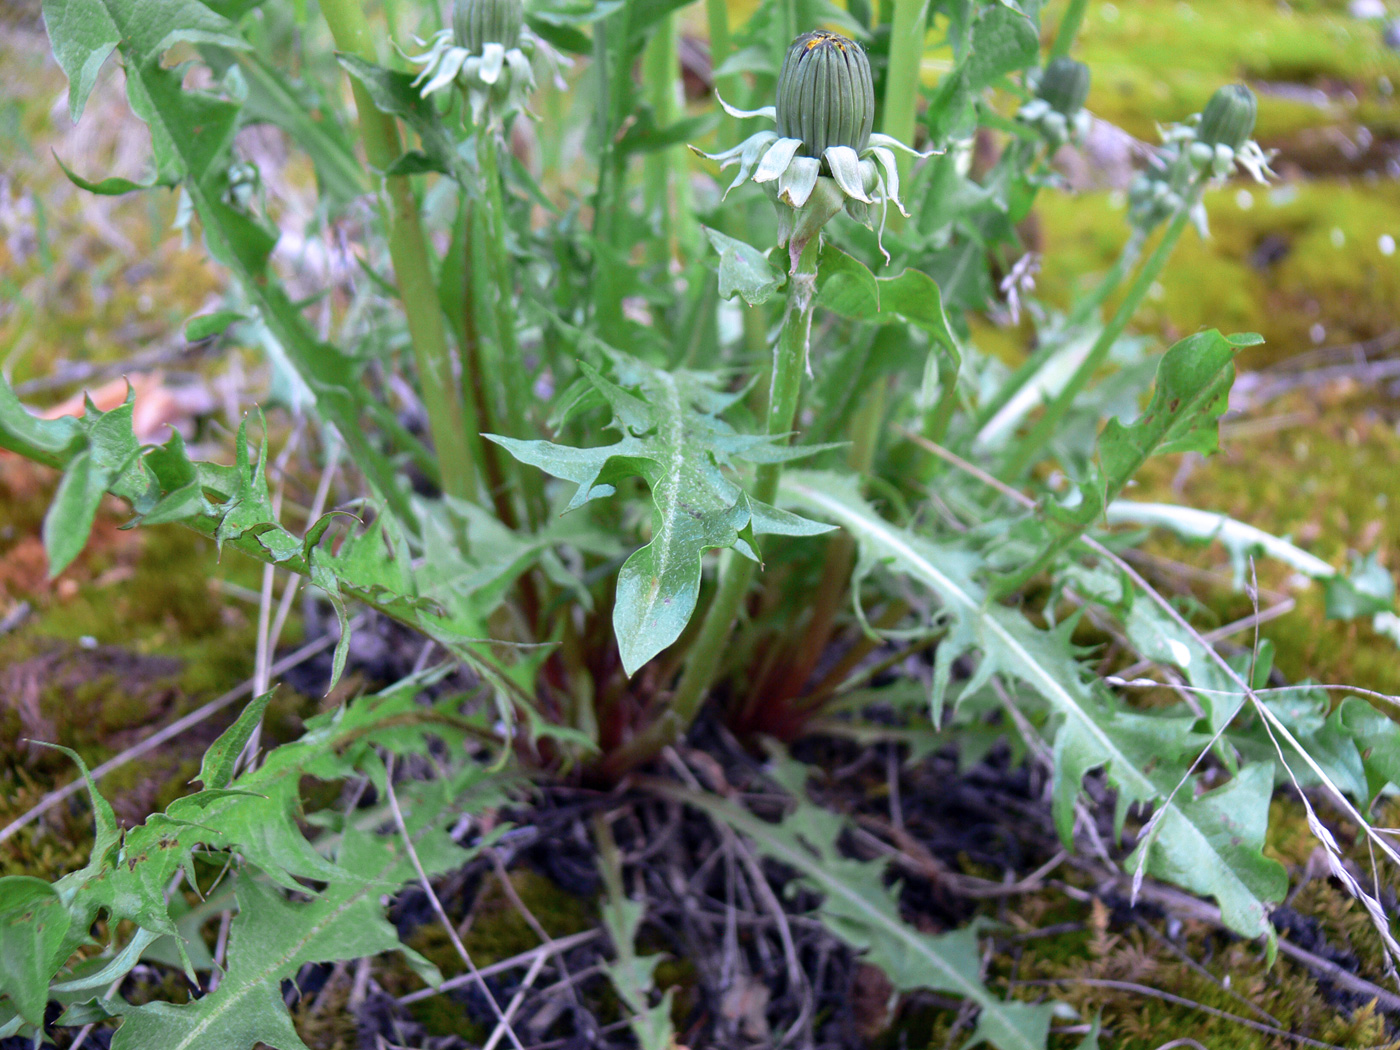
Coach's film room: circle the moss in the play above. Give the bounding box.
[463,868,595,965]
[1051,0,1400,142]
[1036,180,1400,368]
[403,867,598,1038]
[289,968,361,1050]
[1264,797,1320,868]
[1120,414,1400,696]
[994,903,1397,1050]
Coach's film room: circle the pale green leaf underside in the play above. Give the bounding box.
[780,471,1286,942]
[43,0,246,122]
[490,353,833,675]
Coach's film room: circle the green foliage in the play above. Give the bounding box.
[780,471,1291,945]
[597,817,676,1050]
[0,673,506,1045]
[10,0,1400,1042]
[489,350,834,675]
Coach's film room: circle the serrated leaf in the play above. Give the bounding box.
[1009,331,1245,590]
[109,865,417,1050]
[0,878,72,1026]
[780,471,1287,942]
[816,242,963,374]
[102,769,485,1050]
[26,678,503,1013]
[490,353,833,675]
[42,389,147,576]
[1338,696,1400,804]
[42,0,247,122]
[185,311,246,341]
[336,55,462,180]
[1325,552,1396,620]
[1059,330,1241,528]
[43,449,106,577]
[1128,764,1288,942]
[966,4,1038,90]
[665,784,1054,1050]
[598,825,675,1050]
[56,155,160,195]
[52,13,404,516]
[703,226,783,306]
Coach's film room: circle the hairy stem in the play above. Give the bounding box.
[999,188,1200,482]
[320,0,476,503]
[600,236,823,775]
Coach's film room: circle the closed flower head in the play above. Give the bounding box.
[453,0,523,55]
[691,29,932,269]
[1037,57,1091,119]
[1197,84,1257,152]
[408,0,539,124]
[775,31,875,160]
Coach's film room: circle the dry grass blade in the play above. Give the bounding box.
[382,757,525,1050]
[396,930,602,1005]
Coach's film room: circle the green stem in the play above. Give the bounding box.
[477,128,546,528]
[600,235,823,775]
[999,187,1200,482]
[320,0,476,503]
[591,5,633,338]
[881,0,929,232]
[1048,0,1090,60]
[783,372,886,692]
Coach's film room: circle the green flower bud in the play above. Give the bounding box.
[775,31,875,159]
[1037,57,1091,119]
[1197,84,1256,152]
[453,0,523,54]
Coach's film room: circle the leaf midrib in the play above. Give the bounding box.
[783,479,1264,925]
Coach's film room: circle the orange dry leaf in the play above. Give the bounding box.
[37,372,214,444]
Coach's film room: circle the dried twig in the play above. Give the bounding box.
[382,757,524,1050]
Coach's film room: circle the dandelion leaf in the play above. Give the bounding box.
[489,352,833,675]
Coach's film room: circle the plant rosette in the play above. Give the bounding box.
[408,0,539,125]
[694,30,933,270]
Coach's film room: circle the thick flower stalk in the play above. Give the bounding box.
[408,0,536,125]
[694,30,930,270]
